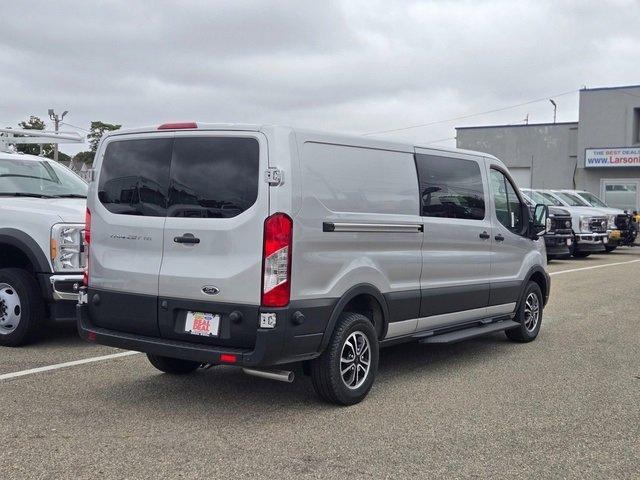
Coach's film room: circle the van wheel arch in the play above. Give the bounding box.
[320,285,389,351]
[521,267,549,308]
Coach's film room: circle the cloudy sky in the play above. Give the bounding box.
[1,0,639,155]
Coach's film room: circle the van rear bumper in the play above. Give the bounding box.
[77,296,334,367]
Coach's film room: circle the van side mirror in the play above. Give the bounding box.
[531,204,549,238]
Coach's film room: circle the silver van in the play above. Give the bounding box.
[78,123,550,405]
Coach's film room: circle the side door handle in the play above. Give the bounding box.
[495,234,505,242]
[479,231,490,240]
[174,234,200,244]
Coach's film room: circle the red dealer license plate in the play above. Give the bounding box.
[184,311,220,337]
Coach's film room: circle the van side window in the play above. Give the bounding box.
[490,169,524,233]
[414,154,485,220]
[98,138,172,216]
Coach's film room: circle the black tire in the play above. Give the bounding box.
[147,354,201,374]
[506,281,543,343]
[604,245,617,253]
[572,251,591,258]
[310,312,379,406]
[0,268,45,347]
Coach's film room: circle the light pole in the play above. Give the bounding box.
[550,99,557,124]
[48,109,68,162]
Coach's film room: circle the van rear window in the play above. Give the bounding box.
[98,137,259,218]
[98,138,172,216]
[168,137,259,218]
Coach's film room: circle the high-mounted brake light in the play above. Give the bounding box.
[83,208,91,286]
[157,122,198,130]
[261,213,293,308]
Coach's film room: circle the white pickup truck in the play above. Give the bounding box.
[0,151,87,346]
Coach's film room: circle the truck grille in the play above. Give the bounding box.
[615,214,629,230]
[550,215,572,234]
[589,217,607,233]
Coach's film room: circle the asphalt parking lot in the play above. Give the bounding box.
[1,250,639,479]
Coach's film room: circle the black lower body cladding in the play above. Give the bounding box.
[78,275,550,366]
[78,288,336,367]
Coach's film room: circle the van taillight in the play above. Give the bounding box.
[83,208,91,286]
[261,213,292,308]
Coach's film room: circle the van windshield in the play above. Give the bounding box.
[0,157,87,198]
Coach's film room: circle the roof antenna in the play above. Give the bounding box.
[523,113,529,125]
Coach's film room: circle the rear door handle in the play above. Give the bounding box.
[495,234,505,242]
[174,234,200,244]
[479,231,490,240]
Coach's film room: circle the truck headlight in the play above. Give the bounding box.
[579,215,590,233]
[607,215,616,229]
[50,223,87,272]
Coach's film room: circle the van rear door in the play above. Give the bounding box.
[90,133,173,336]
[157,131,269,349]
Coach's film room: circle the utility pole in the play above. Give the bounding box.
[48,109,68,162]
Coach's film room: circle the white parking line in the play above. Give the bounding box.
[549,258,640,276]
[0,350,141,381]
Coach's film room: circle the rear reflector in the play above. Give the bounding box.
[157,122,198,130]
[219,354,237,364]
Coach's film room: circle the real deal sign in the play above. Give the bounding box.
[585,147,640,168]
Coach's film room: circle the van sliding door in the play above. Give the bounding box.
[414,148,492,331]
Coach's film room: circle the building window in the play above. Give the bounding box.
[634,108,640,144]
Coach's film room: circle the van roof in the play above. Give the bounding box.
[102,122,501,161]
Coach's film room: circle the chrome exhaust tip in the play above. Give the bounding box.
[242,368,295,383]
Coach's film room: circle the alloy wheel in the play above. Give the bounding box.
[523,292,540,332]
[340,331,371,390]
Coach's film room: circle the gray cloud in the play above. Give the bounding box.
[1,0,638,155]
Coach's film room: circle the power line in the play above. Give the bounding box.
[60,121,90,133]
[363,88,578,136]
[422,136,456,145]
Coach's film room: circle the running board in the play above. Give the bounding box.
[418,320,519,344]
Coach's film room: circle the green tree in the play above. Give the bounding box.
[16,116,53,157]
[53,151,71,163]
[71,150,95,165]
[88,121,121,152]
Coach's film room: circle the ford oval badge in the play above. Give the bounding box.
[201,286,220,296]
